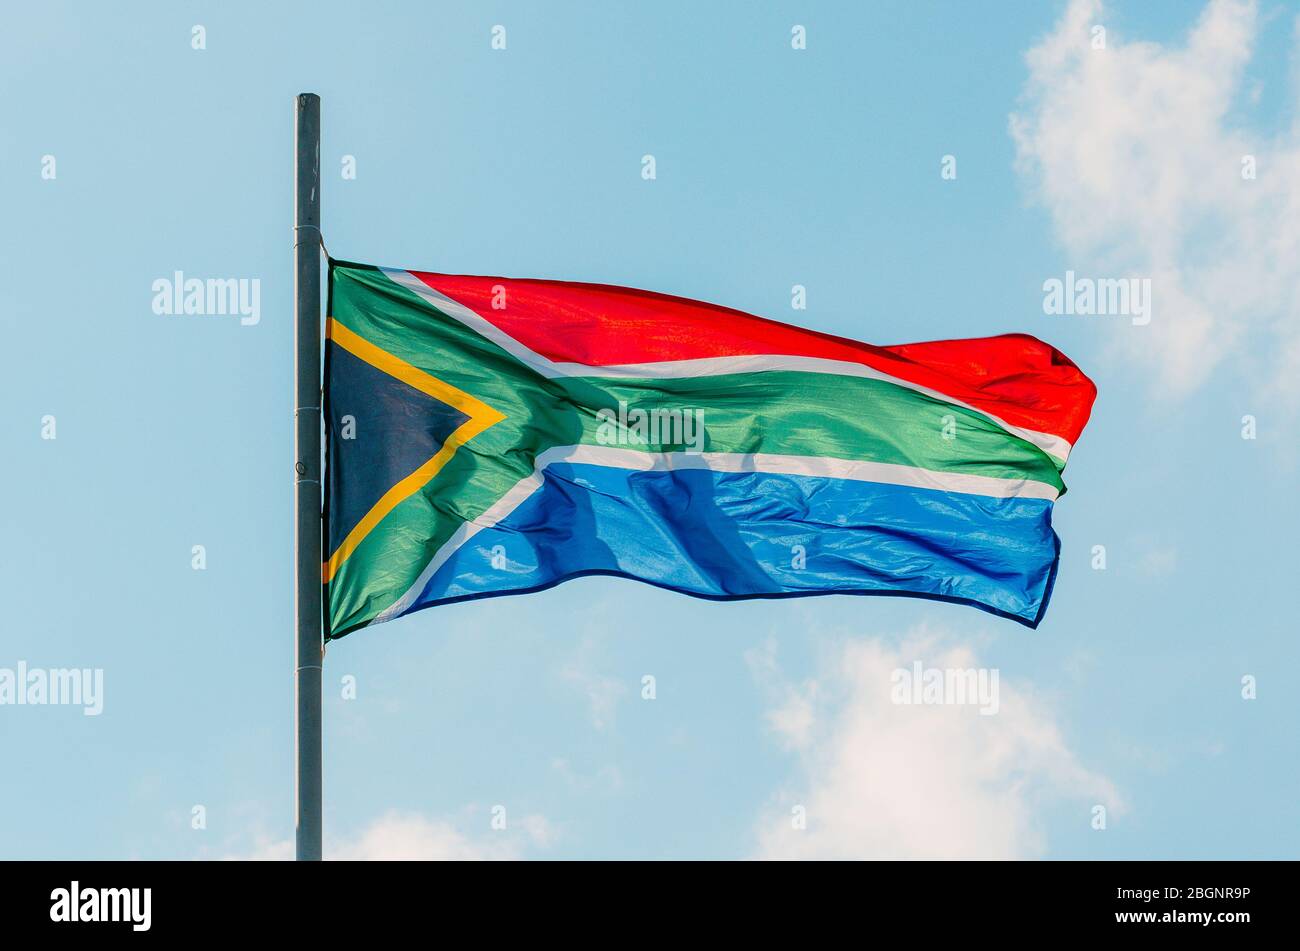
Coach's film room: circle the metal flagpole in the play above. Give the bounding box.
[293,92,323,861]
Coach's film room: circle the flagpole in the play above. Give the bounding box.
[293,92,323,861]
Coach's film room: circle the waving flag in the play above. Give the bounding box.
[323,261,1095,639]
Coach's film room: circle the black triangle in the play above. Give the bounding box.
[325,341,471,558]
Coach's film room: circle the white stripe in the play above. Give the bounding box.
[381,268,1073,461]
[382,268,564,379]
[553,444,1061,499]
[370,444,1060,626]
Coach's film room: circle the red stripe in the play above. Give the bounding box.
[412,271,1097,447]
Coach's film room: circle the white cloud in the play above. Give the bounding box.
[558,633,627,732]
[750,627,1121,860]
[1011,0,1300,408]
[1135,541,1179,578]
[228,809,554,861]
[551,757,625,793]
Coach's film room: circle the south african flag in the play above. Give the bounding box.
[323,261,1095,639]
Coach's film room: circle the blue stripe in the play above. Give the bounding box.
[402,462,1060,627]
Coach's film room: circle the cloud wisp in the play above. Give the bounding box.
[229,809,554,861]
[749,627,1120,859]
[1012,0,1300,410]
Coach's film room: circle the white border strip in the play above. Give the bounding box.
[370,444,1060,626]
[380,267,1074,462]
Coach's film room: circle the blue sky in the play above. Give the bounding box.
[2,0,1297,859]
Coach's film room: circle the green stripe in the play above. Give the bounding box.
[559,373,1064,491]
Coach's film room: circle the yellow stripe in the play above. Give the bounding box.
[322,318,505,583]
[326,318,503,420]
